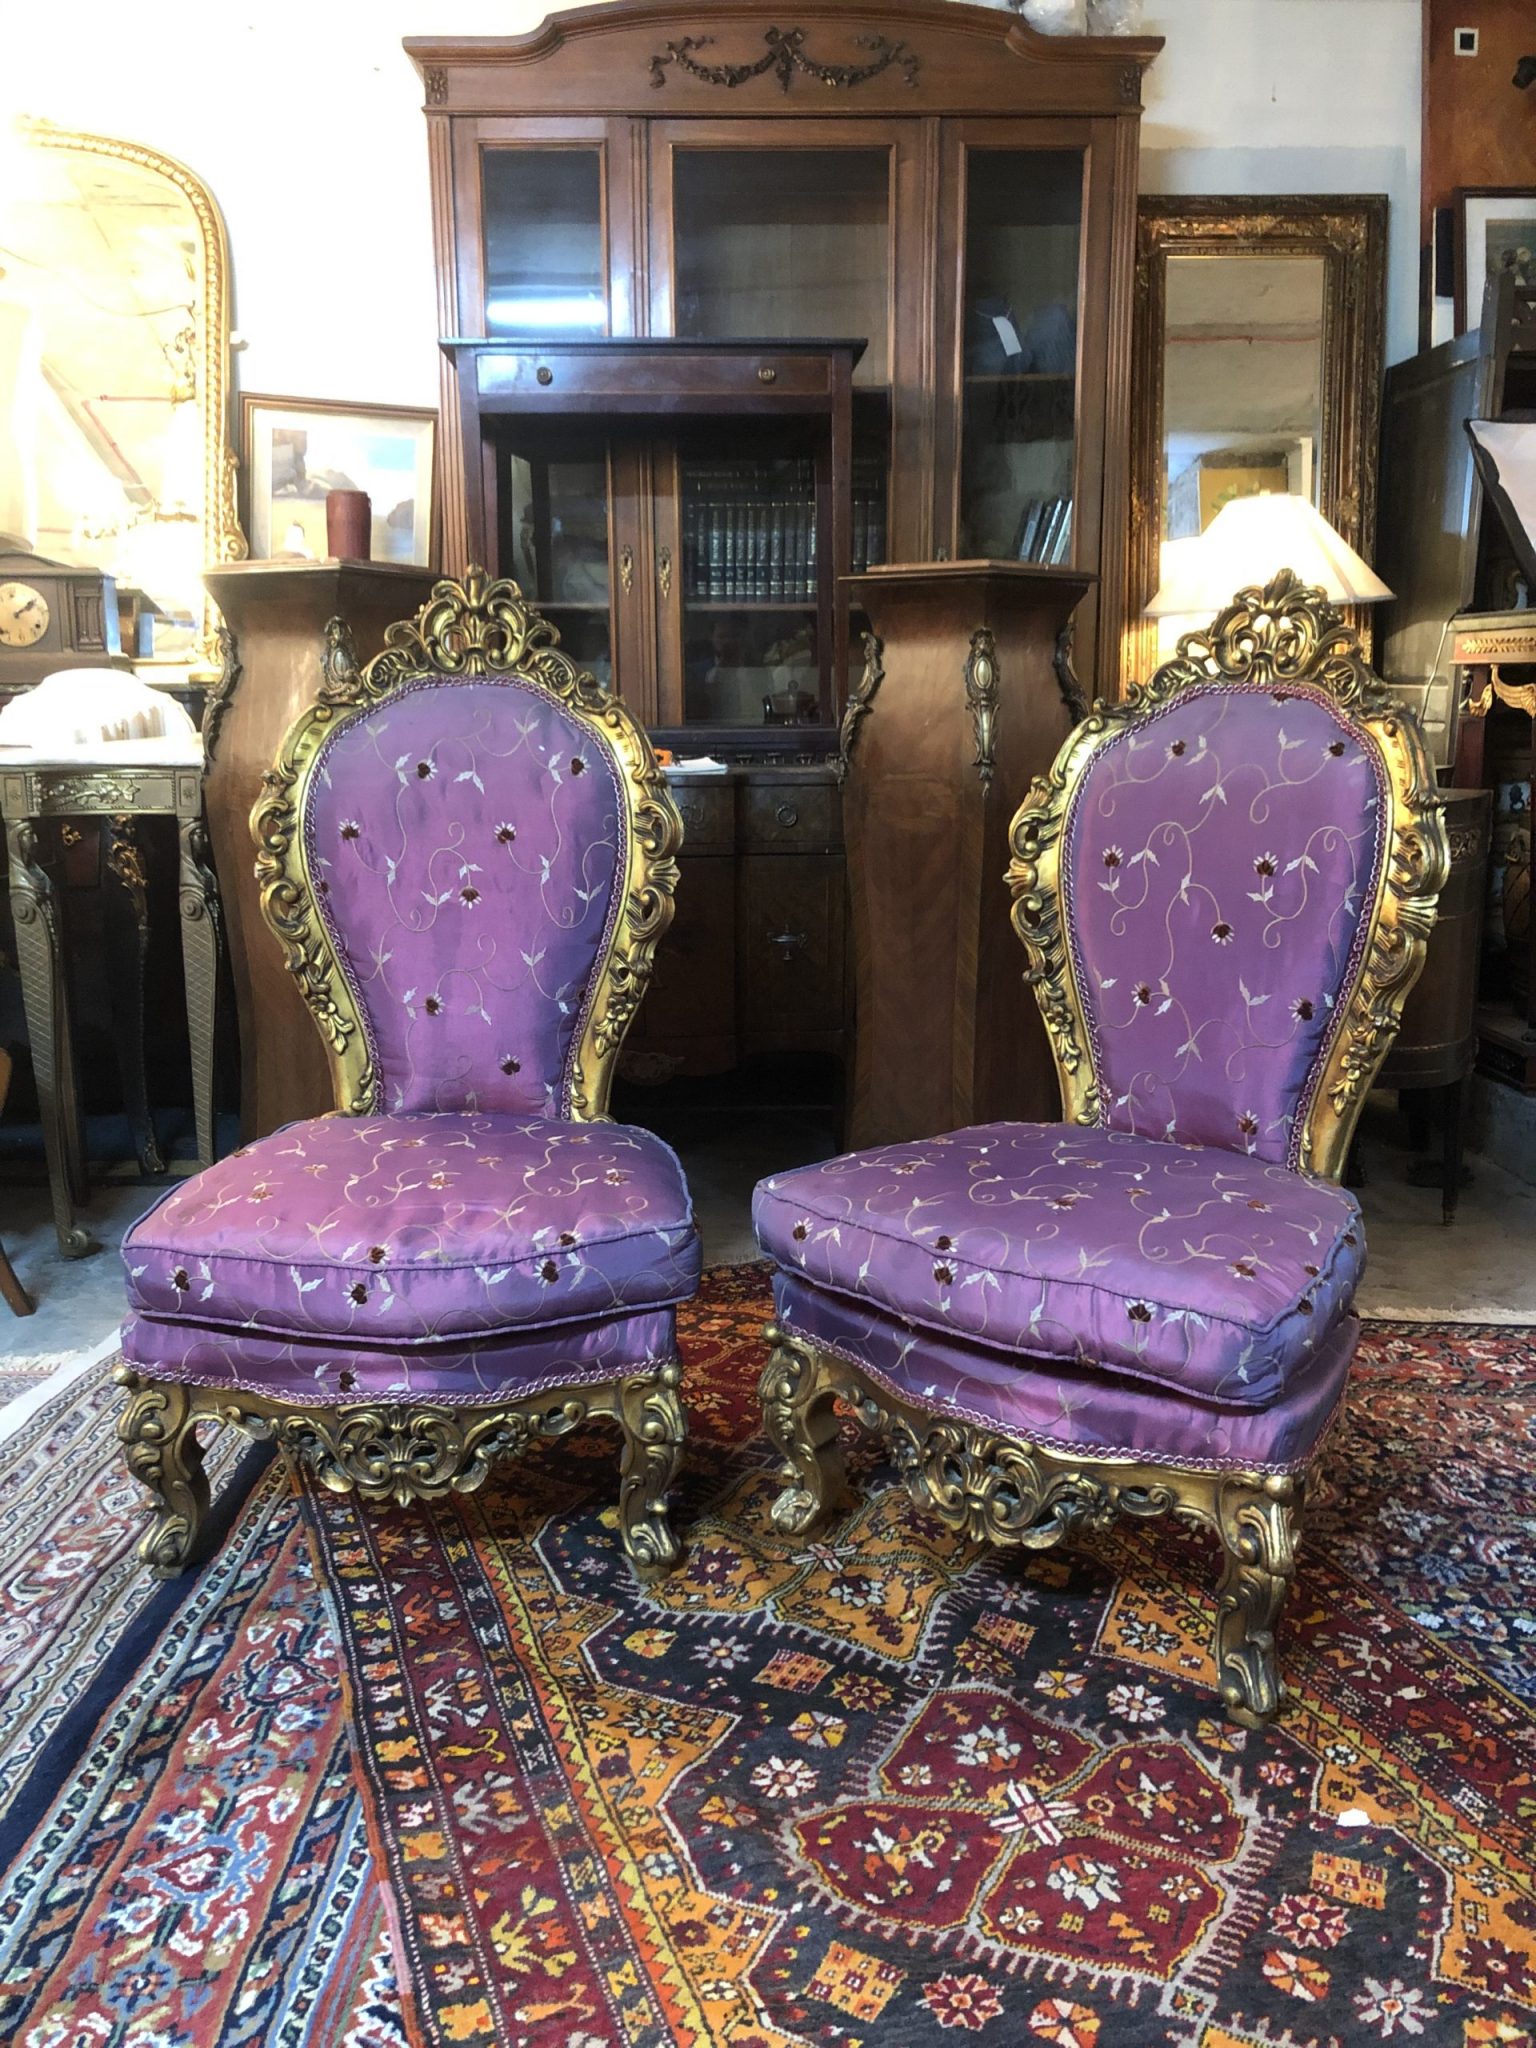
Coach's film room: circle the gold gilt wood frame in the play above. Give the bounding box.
[1124,195,1387,693]
[760,578,1446,1724]
[22,119,247,678]
[118,571,687,1581]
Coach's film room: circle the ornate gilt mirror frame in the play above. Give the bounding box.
[17,119,246,678]
[1124,196,1387,691]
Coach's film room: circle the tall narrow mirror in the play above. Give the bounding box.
[1127,197,1386,686]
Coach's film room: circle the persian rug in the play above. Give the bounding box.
[0,1350,79,1414]
[303,1273,1536,2048]
[0,1353,407,2048]
[0,1274,1532,2048]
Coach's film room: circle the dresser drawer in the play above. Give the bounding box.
[739,781,840,853]
[666,782,733,855]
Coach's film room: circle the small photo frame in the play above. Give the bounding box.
[1455,187,1536,333]
[239,394,437,565]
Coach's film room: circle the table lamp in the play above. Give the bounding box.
[1146,493,1392,655]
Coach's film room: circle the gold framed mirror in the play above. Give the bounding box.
[1125,196,1388,689]
[0,118,245,680]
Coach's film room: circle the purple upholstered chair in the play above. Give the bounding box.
[754,575,1446,1724]
[117,572,697,1579]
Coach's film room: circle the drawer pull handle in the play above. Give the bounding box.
[536,365,553,386]
[768,928,807,959]
[678,803,703,829]
[757,365,777,385]
[774,803,800,828]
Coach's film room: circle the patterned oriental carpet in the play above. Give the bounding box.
[0,1270,1533,2048]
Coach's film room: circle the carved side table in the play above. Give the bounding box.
[0,748,220,1257]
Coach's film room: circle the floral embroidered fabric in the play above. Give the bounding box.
[753,1124,1363,1409]
[1062,682,1386,1167]
[304,676,626,1117]
[773,1272,1358,1474]
[120,1304,676,1406]
[123,1112,699,1347]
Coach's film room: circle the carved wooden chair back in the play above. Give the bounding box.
[1006,574,1447,1180]
[250,571,682,1122]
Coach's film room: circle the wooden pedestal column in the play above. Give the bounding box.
[202,561,437,1141]
[842,561,1094,1149]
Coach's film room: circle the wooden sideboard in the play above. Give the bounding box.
[202,560,437,1139]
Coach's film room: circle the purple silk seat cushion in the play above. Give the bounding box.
[753,1124,1362,1410]
[121,1305,676,1407]
[123,1112,699,1347]
[773,1271,1356,1476]
[1063,680,1387,1168]
[304,675,627,1118]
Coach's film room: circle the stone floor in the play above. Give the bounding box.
[2,1090,1533,1365]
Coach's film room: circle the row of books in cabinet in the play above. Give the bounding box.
[681,467,888,605]
[1013,494,1074,566]
[683,494,820,603]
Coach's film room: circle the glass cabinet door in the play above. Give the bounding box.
[666,146,892,386]
[670,439,829,730]
[482,150,606,337]
[954,147,1085,564]
[494,432,616,689]
[456,122,637,339]
[650,126,920,734]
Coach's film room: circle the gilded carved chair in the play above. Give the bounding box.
[754,575,1445,1725]
[116,572,696,1579]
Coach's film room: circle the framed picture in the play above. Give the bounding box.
[239,395,436,566]
[1455,188,1536,333]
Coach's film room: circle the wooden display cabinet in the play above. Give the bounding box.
[442,336,861,752]
[408,0,1158,1079]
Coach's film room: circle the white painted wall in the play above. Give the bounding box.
[1141,0,1422,364]
[7,0,1423,419]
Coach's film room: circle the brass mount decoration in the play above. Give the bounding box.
[1005,572,1448,1182]
[759,1326,1302,1727]
[249,567,683,1122]
[649,27,919,93]
[964,625,999,789]
[835,629,884,784]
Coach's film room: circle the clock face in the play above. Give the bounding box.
[0,582,50,649]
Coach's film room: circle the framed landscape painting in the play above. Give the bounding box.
[1456,188,1536,332]
[240,395,437,565]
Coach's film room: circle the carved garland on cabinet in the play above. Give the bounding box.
[649,27,919,93]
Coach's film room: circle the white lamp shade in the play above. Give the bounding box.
[1146,493,1392,615]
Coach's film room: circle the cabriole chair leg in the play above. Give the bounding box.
[616,1359,686,1581]
[1212,1475,1300,1729]
[116,1368,210,1577]
[760,1324,848,1537]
